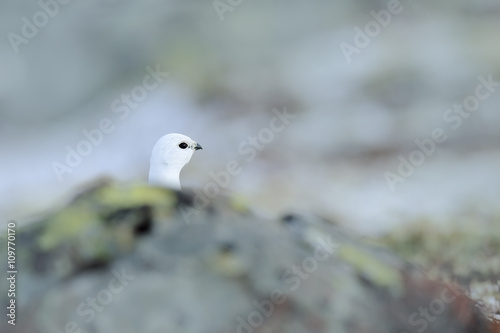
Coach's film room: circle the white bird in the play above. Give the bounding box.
[148,133,202,189]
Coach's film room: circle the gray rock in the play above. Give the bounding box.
[0,181,491,333]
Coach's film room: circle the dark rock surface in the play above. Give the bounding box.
[0,181,494,333]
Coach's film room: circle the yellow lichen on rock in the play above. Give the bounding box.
[338,244,402,294]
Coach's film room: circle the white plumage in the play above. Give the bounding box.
[148,133,202,189]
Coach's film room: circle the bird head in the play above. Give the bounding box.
[149,133,202,188]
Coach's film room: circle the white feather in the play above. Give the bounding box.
[148,133,202,189]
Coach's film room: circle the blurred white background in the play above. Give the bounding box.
[1,0,500,234]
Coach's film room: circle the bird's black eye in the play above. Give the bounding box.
[179,142,188,149]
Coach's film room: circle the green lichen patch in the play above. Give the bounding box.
[338,244,403,294]
[39,183,175,251]
[35,182,177,276]
[379,218,500,283]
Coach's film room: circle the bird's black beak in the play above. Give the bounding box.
[194,143,203,150]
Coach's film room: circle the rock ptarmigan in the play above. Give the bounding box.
[148,133,202,189]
